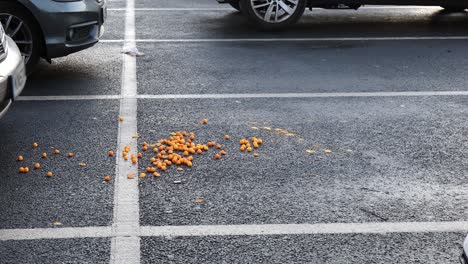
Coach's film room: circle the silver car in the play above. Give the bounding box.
[0,0,107,73]
[0,23,26,119]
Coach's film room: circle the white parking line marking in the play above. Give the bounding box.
[0,227,112,241]
[17,95,122,101]
[140,221,468,237]
[16,91,468,101]
[108,6,440,11]
[110,0,140,262]
[1,221,468,241]
[100,36,468,43]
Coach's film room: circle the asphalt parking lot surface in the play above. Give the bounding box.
[1,0,468,263]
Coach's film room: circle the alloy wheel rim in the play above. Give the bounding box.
[0,14,33,64]
[250,0,299,23]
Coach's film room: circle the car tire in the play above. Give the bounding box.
[240,0,306,29]
[0,2,43,74]
[441,6,467,12]
[229,0,241,11]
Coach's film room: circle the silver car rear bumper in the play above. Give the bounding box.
[0,36,26,119]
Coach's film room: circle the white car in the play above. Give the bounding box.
[0,23,26,119]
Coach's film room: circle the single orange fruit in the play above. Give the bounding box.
[42,153,47,158]
[217,144,222,149]
[34,163,40,169]
[24,167,29,173]
[54,149,60,154]
[17,156,23,161]
[153,172,161,177]
[202,118,208,124]
[254,153,259,157]
[47,171,53,177]
[215,154,220,160]
[108,151,114,156]
[139,173,146,178]
[138,153,143,159]
[104,175,111,182]
[225,135,230,140]
[220,150,227,155]
[19,167,25,173]
[33,143,39,148]
[67,152,74,157]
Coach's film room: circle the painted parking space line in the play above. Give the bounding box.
[16,91,468,101]
[110,0,140,263]
[100,36,468,43]
[1,221,468,241]
[108,6,441,11]
[0,227,112,241]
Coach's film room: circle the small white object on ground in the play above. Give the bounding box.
[122,47,145,57]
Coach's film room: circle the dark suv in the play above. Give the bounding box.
[220,0,468,29]
[0,0,107,73]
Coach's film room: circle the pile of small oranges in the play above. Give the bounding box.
[17,142,74,177]
[119,122,264,179]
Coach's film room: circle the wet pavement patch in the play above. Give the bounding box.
[138,97,468,226]
[0,100,118,229]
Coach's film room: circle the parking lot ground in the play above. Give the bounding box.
[21,43,122,97]
[0,238,110,264]
[134,8,468,39]
[2,1,468,263]
[138,97,468,226]
[141,232,464,263]
[136,40,468,95]
[0,100,118,229]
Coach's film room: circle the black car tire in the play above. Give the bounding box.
[240,0,306,29]
[229,0,241,11]
[441,6,467,12]
[0,1,43,74]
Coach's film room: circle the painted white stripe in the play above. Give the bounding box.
[16,91,468,101]
[140,221,468,237]
[1,221,467,241]
[107,6,440,11]
[0,227,112,241]
[110,0,140,262]
[17,95,122,101]
[100,36,468,43]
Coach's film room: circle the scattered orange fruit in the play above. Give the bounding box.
[33,143,38,148]
[19,167,25,173]
[108,150,114,156]
[254,153,259,157]
[138,152,143,159]
[247,147,252,152]
[54,149,60,154]
[119,116,124,122]
[47,172,53,177]
[214,154,220,160]
[24,167,29,173]
[67,152,74,157]
[220,150,227,155]
[79,163,87,167]
[34,163,40,169]
[153,172,160,177]
[225,135,230,140]
[202,118,208,124]
[216,144,222,149]
[177,168,184,172]
[128,173,136,179]
[104,175,111,182]
[140,173,146,178]
[17,156,23,161]
[142,145,148,151]
[42,153,47,158]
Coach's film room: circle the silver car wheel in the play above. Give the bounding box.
[250,0,299,23]
[0,14,33,64]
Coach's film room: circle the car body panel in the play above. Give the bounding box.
[14,0,106,58]
[0,35,26,119]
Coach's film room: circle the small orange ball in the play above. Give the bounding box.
[139,173,146,178]
[153,172,160,177]
[202,118,208,124]
[217,144,222,149]
[47,172,53,177]
[24,167,29,173]
[138,153,143,159]
[108,151,114,156]
[220,150,227,155]
[67,152,74,157]
[254,153,259,157]
[214,154,221,160]
[33,143,38,148]
[19,167,25,173]
[104,176,111,182]
[54,149,60,154]
[34,163,41,169]
[142,146,148,152]
[17,156,23,161]
[224,135,230,140]
[42,153,47,158]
